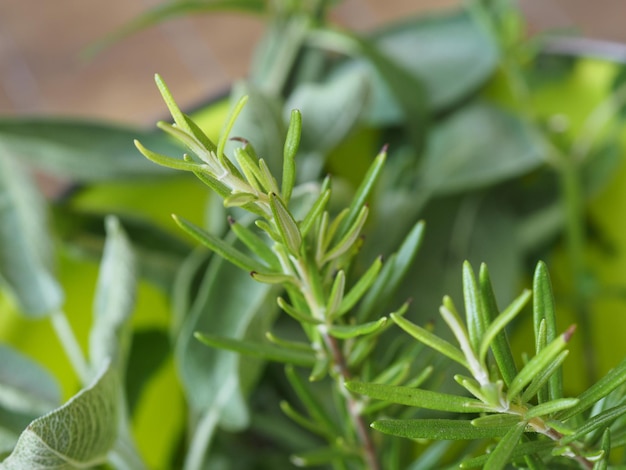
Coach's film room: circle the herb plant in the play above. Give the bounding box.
[1,0,626,469]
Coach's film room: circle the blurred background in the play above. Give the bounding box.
[1,0,626,124]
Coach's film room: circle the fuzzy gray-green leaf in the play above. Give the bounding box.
[0,153,63,317]
[89,216,137,371]
[0,363,118,469]
[0,345,61,416]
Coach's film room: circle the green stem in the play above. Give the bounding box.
[50,310,90,384]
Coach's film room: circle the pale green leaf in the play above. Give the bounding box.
[524,398,579,420]
[0,363,118,469]
[89,216,137,371]
[0,345,61,416]
[0,153,63,317]
[0,119,176,181]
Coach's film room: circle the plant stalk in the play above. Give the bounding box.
[322,332,380,470]
[50,310,90,383]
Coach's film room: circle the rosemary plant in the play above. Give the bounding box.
[136,76,626,469]
[136,75,425,469]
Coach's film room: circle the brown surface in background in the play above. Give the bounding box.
[1,0,625,126]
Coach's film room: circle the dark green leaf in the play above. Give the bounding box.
[420,102,544,195]
[373,418,509,440]
[345,381,485,413]
[561,403,626,446]
[365,11,498,118]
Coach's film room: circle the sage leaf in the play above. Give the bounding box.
[0,362,118,469]
[420,102,544,195]
[0,153,63,317]
[0,119,176,181]
[89,216,137,371]
[0,345,61,416]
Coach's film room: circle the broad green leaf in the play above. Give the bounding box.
[419,102,544,195]
[0,363,118,469]
[358,10,498,122]
[0,119,177,181]
[0,153,63,316]
[327,318,387,339]
[89,216,137,371]
[175,247,280,467]
[194,332,315,367]
[0,345,61,415]
[285,66,370,178]
[484,422,526,470]
[345,381,485,413]
[352,32,428,153]
[372,418,509,440]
